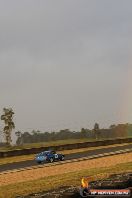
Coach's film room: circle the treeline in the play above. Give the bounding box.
[16,123,132,145]
[1,107,132,146]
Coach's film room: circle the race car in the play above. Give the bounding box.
[35,150,65,164]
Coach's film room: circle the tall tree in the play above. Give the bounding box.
[81,128,87,137]
[93,123,99,139]
[1,108,15,145]
[15,131,23,145]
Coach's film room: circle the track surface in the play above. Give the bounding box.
[0,144,132,173]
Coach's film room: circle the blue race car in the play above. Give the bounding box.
[35,150,65,164]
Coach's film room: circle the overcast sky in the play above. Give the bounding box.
[0,0,132,138]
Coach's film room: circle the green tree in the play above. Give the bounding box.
[93,123,99,139]
[1,108,15,145]
[81,128,87,137]
[15,131,21,138]
[109,124,116,129]
[15,131,23,145]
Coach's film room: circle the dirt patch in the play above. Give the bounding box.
[17,186,79,198]
[90,172,132,189]
[16,173,132,198]
[0,152,132,186]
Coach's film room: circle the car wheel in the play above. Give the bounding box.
[50,158,54,163]
[61,156,64,161]
[37,161,42,164]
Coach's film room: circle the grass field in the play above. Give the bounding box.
[0,142,131,165]
[0,136,131,152]
[0,160,131,198]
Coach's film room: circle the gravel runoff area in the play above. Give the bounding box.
[0,152,132,187]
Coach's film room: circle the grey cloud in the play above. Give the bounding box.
[0,0,132,136]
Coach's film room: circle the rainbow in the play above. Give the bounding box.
[120,66,132,123]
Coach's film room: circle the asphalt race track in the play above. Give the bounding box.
[0,144,132,173]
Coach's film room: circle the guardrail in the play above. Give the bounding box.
[0,137,132,158]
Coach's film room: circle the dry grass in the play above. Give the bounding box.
[0,142,131,165]
[0,161,131,198]
[1,137,129,151]
[0,152,131,186]
[0,138,98,151]
[0,154,35,165]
